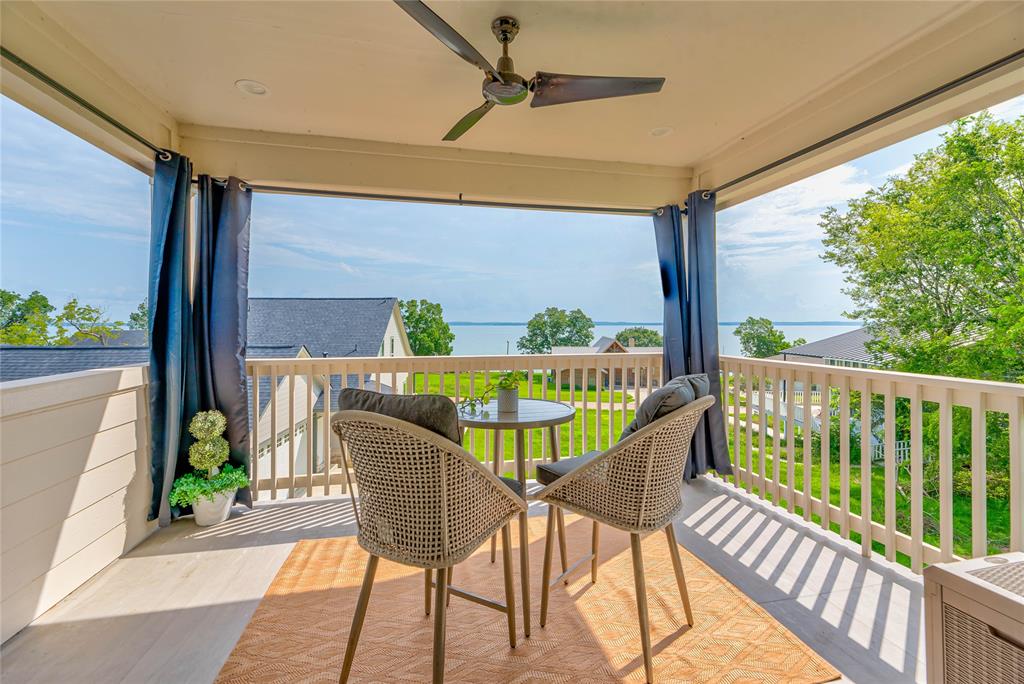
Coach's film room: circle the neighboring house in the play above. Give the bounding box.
[1,297,414,488]
[551,336,662,389]
[775,327,888,369]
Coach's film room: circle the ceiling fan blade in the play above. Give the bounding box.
[443,101,495,141]
[395,1,503,82]
[530,73,665,108]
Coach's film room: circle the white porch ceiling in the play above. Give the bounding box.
[3,1,1023,208]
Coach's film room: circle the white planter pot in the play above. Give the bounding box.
[497,387,519,413]
[192,488,236,527]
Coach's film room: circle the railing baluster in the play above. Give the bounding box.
[1010,396,1023,552]
[582,365,590,452]
[802,370,813,521]
[306,368,314,497]
[758,365,767,498]
[568,359,576,457]
[322,364,332,497]
[288,367,296,498]
[939,388,953,561]
[731,365,741,488]
[251,366,260,501]
[785,369,797,511]
[820,372,831,531]
[596,362,603,453]
[270,365,278,500]
[607,358,614,449]
[971,392,987,557]
[860,378,872,557]
[883,381,896,561]
[744,363,754,493]
[772,369,782,502]
[839,375,851,538]
[910,384,923,572]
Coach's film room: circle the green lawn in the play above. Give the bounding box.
[406,371,634,478]
[724,401,1011,563]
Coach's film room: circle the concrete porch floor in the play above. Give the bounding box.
[0,477,924,683]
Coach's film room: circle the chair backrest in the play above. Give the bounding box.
[332,410,524,569]
[537,394,715,532]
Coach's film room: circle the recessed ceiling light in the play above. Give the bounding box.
[235,79,269,96]
[650,126,673,138]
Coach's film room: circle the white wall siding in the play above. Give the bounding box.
[0,365,154,643]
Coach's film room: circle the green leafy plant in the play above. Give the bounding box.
[188,410,229,474]
[457,371,525,413]
[169,409,245,507]
[169,465,249,507]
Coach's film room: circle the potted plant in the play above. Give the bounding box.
[495,370,525,413]
[169,410,248,526]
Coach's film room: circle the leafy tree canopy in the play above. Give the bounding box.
[615,326,663,347]
[0,289,55,345]
[518,307,594,354]
[821,112,1024,382]
[128,300,148,332]
[733,316,806,358]
[53,299,125,346]
[399,299,455,356]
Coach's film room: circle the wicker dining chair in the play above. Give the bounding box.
[533,394,715,684]
[332,410,527,684]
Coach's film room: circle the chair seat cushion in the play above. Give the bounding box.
[336,387,461,445]
[499,476,524,497]
[536,451,600,486]
[618,373,710,441]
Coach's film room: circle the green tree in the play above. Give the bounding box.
[0,289,55,345]
[615,326,663,347]
[821,112,1024,382]
[128,300,148,331]
[517,307,594,354]
[732,316,805,358]
[53,299,125,346]
[399,299,455,356]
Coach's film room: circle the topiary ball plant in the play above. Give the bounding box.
[188,410,230,477]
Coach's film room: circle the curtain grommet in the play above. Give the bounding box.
[157,150,172,162]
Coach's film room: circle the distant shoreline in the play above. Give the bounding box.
[448,320,862,326]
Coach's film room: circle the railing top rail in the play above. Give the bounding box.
[246,351,664,368]
[720,354,1024,397]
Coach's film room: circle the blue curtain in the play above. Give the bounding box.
[193,176,253,508]
[148,152,193,524]
[654,194,731,478]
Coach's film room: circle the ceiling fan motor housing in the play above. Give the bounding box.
[483,16,527,105]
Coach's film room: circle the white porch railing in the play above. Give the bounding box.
[245,351,662,499]
[719,355,1023,573]
[246,353,1023,574]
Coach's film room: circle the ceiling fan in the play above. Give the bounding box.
[395,0,666,141]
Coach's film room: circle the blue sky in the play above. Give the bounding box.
[2,94,1022,325]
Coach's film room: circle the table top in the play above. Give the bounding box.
[457,398,575,430]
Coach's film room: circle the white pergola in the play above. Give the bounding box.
[3,1,1022,212]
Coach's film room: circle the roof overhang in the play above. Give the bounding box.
[2,1,1022,211]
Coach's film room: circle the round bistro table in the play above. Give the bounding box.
[457,398,575,638]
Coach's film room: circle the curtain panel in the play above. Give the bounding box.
[654,195,731,478]
[148,153,194,524]
[193,176,253,508]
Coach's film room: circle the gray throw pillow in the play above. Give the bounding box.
[335,387,462,446]
[618,373,710,441]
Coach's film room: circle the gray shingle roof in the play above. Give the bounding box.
[248,298,396,358]
[780,327,885,364]
[0,345,150,383]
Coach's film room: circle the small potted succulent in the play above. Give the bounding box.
[495,370,525,413]
[169,410,248,526]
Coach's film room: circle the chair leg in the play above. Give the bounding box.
[424,569,432,616]
[540,503,556,628]
[664,524,694,626]
[432,566,448,684]
[556,507,569,583]
[629,534,654,684]
[501,523,517,648]
[446,566,452,607]
[591,521,600,583]
[339,554,379,684]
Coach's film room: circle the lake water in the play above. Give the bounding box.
[449,322,860,356]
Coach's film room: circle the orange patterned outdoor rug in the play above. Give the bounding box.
[218,515,840,683]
